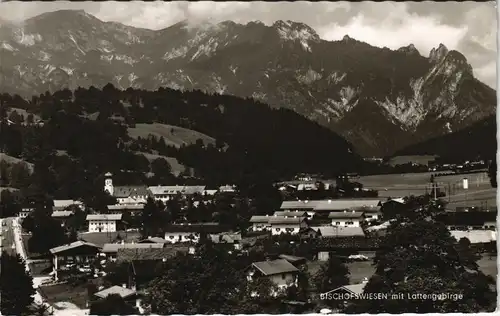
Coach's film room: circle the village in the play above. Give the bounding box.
[1,170,497,315]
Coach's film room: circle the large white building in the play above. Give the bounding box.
[329,211,364,228]
[86,214,122,233]
[268,217,308,235]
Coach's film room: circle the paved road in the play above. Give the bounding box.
[2,217,18,257]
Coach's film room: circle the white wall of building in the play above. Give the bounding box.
[270,224,301,235]
[330,218,361,228]
[164,232,200,243]
[88,220,117,233]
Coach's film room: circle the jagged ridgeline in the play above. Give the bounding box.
[0,85,362,182]
[0,10,495,157]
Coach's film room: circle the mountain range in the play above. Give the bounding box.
[0,10,496,156]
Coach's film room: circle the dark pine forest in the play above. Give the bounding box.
[0,84,363,202]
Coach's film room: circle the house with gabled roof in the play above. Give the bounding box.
[268,217,308,235]
[148,185,206,202]
[246,259,299,292]
[249,215,272,232]
[329,211,365,227]
[164,222,226,244]
[86,214,122,233]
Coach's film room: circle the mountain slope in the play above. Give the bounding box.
[393,115,497,162]
[0,10,496,156]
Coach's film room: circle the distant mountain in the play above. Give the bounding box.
[393,115,496,162]
[0,10,496,156]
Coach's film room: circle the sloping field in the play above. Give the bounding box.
[128,123,215,148]
[138,152,186,176]
[0,152,34,171]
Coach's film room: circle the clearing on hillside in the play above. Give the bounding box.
[138,152,186,176]
[7,108,42,122]
[128,123,216,148]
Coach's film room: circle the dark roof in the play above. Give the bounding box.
[250,216,271,223]
[268,217,305,225]
[113,186,151,198]
[117,245,189,262]
[435,212,497,226]
[251,259,299,275]
[79,231,141,247]
[50,241,100,254]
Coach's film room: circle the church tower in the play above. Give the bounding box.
[104,172,114,196]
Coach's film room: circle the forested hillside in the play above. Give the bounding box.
[0,84,362,201]
[393,115,496,163]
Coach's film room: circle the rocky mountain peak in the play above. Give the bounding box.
[429,43,449,63]
[342,35,353,42]
[397,44,420,56]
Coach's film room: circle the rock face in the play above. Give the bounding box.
[0,11,496,156]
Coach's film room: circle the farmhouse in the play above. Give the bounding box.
[268,217,308,235]
[164,223,226,243]
[49,241,101,281]
[280,201,321,216]
[313,199,384,214]
[249,215,271,232]
[322,280,367,299]
[104,172,151,204]
[209,233,242,250]
[329,211,365,227]
[246,259,299,291]
[86,214,123,233]
[148,185,206,202]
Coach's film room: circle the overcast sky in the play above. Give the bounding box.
[0,1,497,88]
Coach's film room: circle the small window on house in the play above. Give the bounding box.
[346,221,354,225]
[276,228,281,232]
[169,235,174,239]
[282,273,286,280]
[336,222,340,225]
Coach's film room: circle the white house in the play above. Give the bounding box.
[329,211,364,227]
[86,214,122,233]
[249,215,271,232]
[104,172,151,204]
[148,185,206,203]
[268,217,308,235]
[164,223,226,244]
[246,259,299,293]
